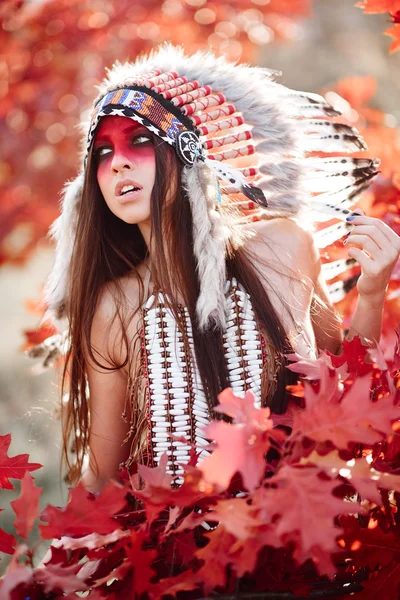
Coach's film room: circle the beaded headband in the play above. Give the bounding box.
[86,78,266,204]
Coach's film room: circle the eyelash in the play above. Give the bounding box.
[94,134,153,158]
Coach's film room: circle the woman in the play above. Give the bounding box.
[35,44,400,493]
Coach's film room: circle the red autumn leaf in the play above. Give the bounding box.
[164,506,181,535]
[35,563,88,595]
[385,23,400,52]
[148,569,202,600]
[286,351,335,380]
[0,544,33,597]
[0,526,16,554]
[200,389,273,491]
[11,471,42,539]
[356,0,400,14]
[256,465,361,576]
[338,515,400,569]
[0,433,42,490]
[55,528,131,551]
[173,509,208,534]
[195,527,238,592]
[136,456,215,524]
[327,336,373,377]
[354,560,400,599]
[292,372,400,448]
[39,480,127,539]
[210,497,261,540]
[303,449,400,504]
[125,531,158,595]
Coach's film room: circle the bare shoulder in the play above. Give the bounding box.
[243,218,320,284]
[91,268,145,368]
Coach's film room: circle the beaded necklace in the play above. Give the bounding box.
[138,277,277,480]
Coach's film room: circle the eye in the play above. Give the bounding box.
[94,146,112,158]
[131,134,153,145]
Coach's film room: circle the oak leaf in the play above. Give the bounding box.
[11,471,42,538]
[210,497,261,541]
[40,480,127,539]
[338,515,400,569]
[327,336,373,377]
[304,449,400,504]
[356,0,400,14]
[125,531,158,596]
[354,560,400,599]
[257,465,361,575]
[0,433,41,490]
[0,526,15,554]
[200,389,273,491]
[292,373,399,448]
[35,563,88,595]
[136,455,213,524]
[0,544,32,597]
[55,528,131,551]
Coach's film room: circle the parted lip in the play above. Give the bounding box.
[115,178,143,197]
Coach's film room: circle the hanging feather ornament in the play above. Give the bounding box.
[181,160,228,331]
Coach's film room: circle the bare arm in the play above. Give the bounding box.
[81,285,134,493]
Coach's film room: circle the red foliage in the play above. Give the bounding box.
[11,472,42,539]
[0,433,41,491]
[39,481,128,539]
[0,0,314,274]
[1,336,400,598]
[356,0,400,52]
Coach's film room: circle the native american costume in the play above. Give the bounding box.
[29,44,378,478]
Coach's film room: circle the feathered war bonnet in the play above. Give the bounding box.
[35,42,379,365]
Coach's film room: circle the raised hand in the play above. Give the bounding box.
[344,211,400,306]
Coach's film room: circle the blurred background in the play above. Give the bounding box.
[0,0,399,571]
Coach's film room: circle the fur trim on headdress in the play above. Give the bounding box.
[182,163,228,330]
[43,173,84,327]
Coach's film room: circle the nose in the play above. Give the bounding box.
[110,146,135,173]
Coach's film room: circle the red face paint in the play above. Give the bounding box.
[94,115,156,229]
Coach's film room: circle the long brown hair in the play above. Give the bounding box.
[62,135,297,484]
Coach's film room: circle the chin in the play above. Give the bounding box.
[117,210,150,225]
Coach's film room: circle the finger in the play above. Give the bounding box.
[347,215,400,249]
[346,225,389,251]
[347,247,374,271]
[344,233,380,258]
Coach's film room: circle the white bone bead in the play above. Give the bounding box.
[150,394,168,402]
[149,385,168,393]
[172,441,191,448]
[152,426,171,433]
[173,424,192,432]
[151,402,170,410]
[169,409,185,416]
[167,391,190,399]
[153,434,171,441]
[196,439,210,447]
[169,402,188,410]
[193,410,209,419]
[151,410,168,417]
[173,415,189,422]
[229,366,246,376]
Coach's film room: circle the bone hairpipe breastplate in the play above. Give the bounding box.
[140,278,271,480]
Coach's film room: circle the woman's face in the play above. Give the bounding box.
[94,115,156,226]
